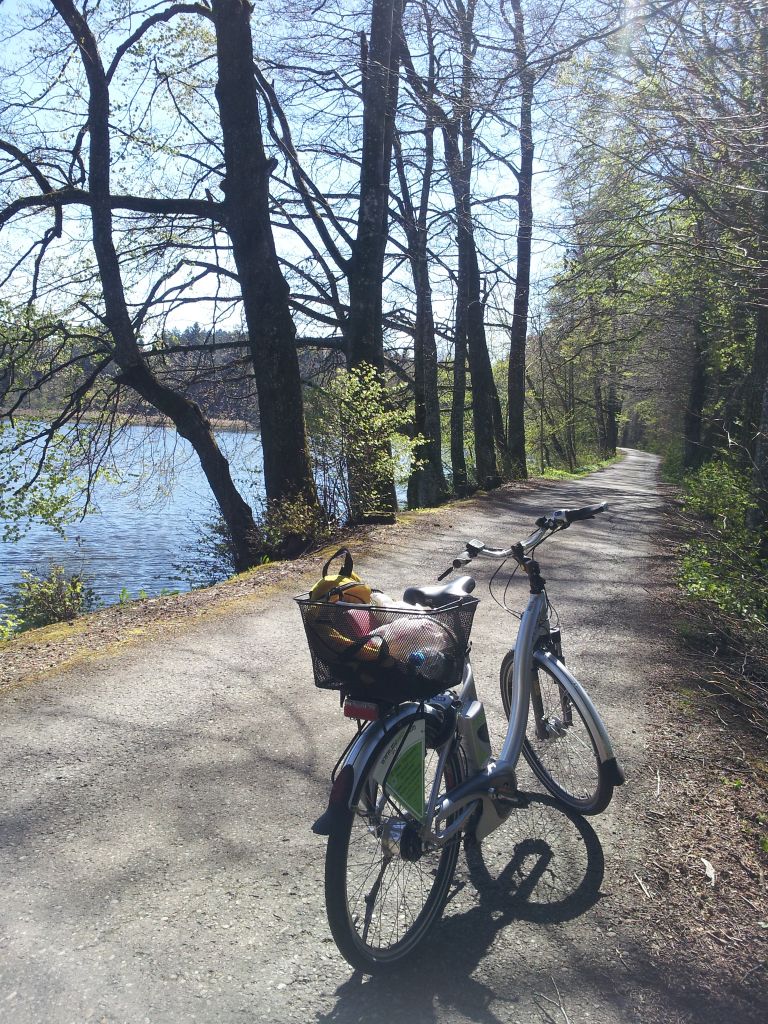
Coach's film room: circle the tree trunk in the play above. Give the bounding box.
[345,0,402,369]
[743,290,768,458]
[747,287,768,542]
[505,0,533,479]
[748,360,768,543]
[52,0,262,571]
[450,333,470,495]
[394,128,448,508]
[606,354,620,454]
[683,319,709,470]
[211,0,319,536]
[466,240,503,489]
[342,0,402,522]
[407,263,448,506]
[443,125,502,491]
[566,361,577,469]
[593,376,608,455]
[525,371,567,465]
[747,6,768,545]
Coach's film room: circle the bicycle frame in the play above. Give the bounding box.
[431,590,550,844]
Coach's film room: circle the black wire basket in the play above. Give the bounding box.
[295,594,479,702]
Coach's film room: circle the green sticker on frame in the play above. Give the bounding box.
[374,719,426,820]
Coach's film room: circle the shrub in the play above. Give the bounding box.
[258,493,334,558]
[8,565,97,631]
[678,461,768,623]
[0,605,22,641]
[306,362,423,523]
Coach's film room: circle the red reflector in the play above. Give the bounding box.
[343,699,380,722]
[329,764,354,805]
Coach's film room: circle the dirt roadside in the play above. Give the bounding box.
[612,509,768,1023]
[0,451,766,1024]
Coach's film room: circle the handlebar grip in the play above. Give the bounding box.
[438,551,470,580]
[565,502,607,523]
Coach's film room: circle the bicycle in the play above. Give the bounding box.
[297,502,625,973]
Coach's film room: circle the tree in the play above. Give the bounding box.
[209,0,319,532]
[393,115,450,507]
[51,0,262,568]
[503,0,534,478]
[400,0,506,492]
[249,1,407,521]
[0,0,321,561]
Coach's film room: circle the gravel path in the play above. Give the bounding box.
[0,450,759,1023]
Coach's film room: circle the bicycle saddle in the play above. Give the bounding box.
[402,575,476,608]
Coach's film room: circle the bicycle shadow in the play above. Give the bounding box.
[314,792,605,1024]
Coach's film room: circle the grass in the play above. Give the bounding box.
[540,454,621,480]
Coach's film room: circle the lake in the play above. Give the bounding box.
[1,424,270,607]
[1,423,410,608]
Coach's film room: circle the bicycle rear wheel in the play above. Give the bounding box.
[324,713,464,972]
[500,649,613,815]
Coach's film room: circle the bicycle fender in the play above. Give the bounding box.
[533,649,622,773]
[315,702,448,832]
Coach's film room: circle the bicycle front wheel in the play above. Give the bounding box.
[324,713,465,973]
[500,649,612,815]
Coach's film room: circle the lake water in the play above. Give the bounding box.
[0,424,269,607]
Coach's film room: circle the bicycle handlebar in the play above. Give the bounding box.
[538,502,607,528]
[569,501,607,521]
[438,502,608,578]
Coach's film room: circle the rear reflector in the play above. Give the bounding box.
[343,699,380,722]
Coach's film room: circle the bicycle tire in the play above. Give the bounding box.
[500,649,613,815]
[324,712,465,972]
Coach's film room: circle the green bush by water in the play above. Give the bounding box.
[2,565,98,635]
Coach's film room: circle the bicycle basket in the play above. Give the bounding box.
[295,594,479,702]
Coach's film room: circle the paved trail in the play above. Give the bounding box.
[1,451,674,1023]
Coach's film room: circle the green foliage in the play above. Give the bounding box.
[188,495,332,578]
[258,493,334,558]
[0,604,23,641]
[306,363,423,522]
[541,456,618,480]
[659,446,686,484]
[678,461,768,623]
[6,565,97,633]
[0,421,88,541]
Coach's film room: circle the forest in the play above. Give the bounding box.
[0,1,766,641]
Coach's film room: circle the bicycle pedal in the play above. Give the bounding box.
[503,791,531,809]
[491,779,529,809]
[490,771,518,799]
[493,792,528,809]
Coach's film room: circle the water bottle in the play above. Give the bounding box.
[408,648,447,681]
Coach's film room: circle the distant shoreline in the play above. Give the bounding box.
[5,408,258,432]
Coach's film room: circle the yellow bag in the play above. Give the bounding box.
[306,548,381,660]
[309,548,372,606]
